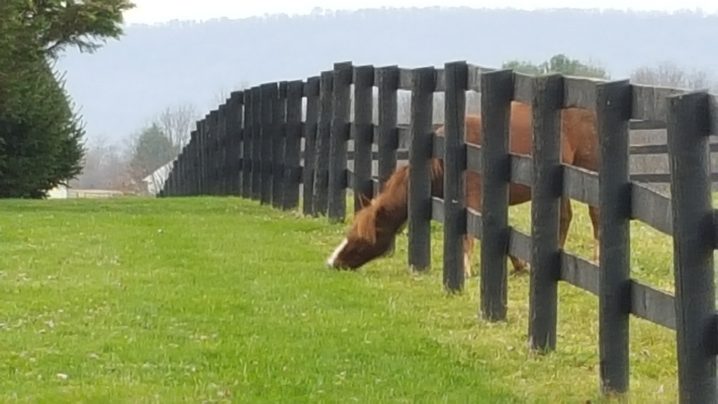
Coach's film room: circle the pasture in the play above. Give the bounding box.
[0,196,680,402]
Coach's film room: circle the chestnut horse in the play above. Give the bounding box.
[327,101,600,276]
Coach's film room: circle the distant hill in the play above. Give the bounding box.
[54,7,718,144]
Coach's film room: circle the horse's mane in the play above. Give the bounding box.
[351,159,444,243]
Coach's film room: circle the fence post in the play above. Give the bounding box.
[210,109,219,195]
[272,82,287,208]
[667,91,716,404]
[528,74,563,352]
[242,90,253,198]
[408,66,435,272]
[230,91,244,195]
[200,118,208,195]
[212,110,221,195]
[313,71,333,216]
[479,69,514,320]
[303,77,320,215]
[283,80,303,210]
[260,83,277,205]
[352,65,375,212]
[251,86,262,201]
[328,62,353,223]
[443,61,468,292]
[217,106,228,195]
[377,66,399,188]
[596,79,632,396]
[189,130,197,195]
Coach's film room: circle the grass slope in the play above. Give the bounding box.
[0,197,682,402]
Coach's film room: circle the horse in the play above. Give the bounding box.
[326,101,600,276]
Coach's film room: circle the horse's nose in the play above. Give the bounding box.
[326,238,348,269]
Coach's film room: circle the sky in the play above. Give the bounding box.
[124,0,718,24]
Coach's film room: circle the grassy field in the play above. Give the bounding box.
[0,196,682,402]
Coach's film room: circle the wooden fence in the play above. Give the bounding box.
[159,61,718,403]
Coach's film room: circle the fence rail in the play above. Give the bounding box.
[160,60,718,403]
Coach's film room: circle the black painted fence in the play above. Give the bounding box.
[160,61,718,403]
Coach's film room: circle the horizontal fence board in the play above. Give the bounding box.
[630,281,676,330]
[431,197,445,223]
[631,142,718,155]
[559,252,600,295]
[507,227,532,263]
[395,126,409,147]
[434,68,446,92]
[466,208,483,239]
[303,77,320,97]
[629,120,666,130]
[630,182,673,235]
[433,135,445,159]
[563,76,599,109]
[563,165,600,207]
[631,173,672,183]
[510,154,532,186]
[398,68,413,90]
[466,143,482,173]
[513,73,533,104]
[466,64,497,92]
[631,84,684,122]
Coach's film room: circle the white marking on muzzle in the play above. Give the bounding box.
[326,238,348,267]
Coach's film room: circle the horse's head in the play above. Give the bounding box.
[326,195,398,270]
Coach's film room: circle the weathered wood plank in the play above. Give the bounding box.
[431,197,445,223]
[631,84,684,122]
[432,134,445,159]
[667,91,716,402]
[352,65,375,213]
[434,68,446,92]
[466,143,482,174]
[480,69,514,320]
[510,154,532,187]
[302,77,320,216]
[259,83,276,205]
[377,66,400,185]
[443,61,468,292]
[466,208,483,240]
[312,71,333,215]
[327,62,352,222]
[563,76,600,109]
[271,82,287,208]
[559,252,599,295]
[596,79,632,395]
[631,142,718,155]
[507,227,532,263]
[251,86,262,200]
[563,165,599,207]
[398,68,413,90]
[630,182,673,235]
[529,74,563,353]
[630,281,676,330]
[513,72,534,104]
[467,64,496,92]
[283,80,303,210]
[407,67,436,272]
[241,90,253,198]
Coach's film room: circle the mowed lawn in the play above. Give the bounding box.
[0,196,682,402]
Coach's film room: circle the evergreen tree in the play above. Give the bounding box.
[0,0,134,198]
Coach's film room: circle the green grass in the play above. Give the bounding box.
[0,196,683,402]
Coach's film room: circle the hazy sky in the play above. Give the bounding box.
[124,1,718,24]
